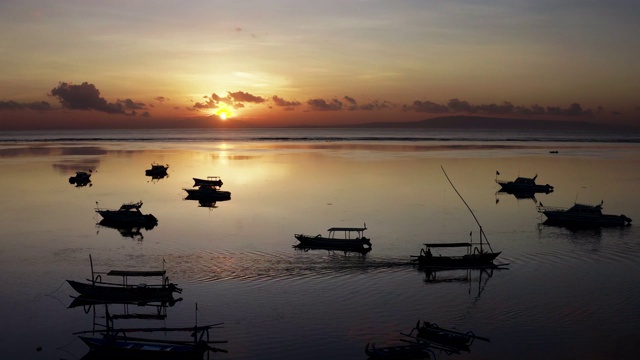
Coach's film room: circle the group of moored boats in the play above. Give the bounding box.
[87,162,234,238]
[67,255,227,359]
[496,172,632,227]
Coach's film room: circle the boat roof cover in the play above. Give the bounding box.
[424,242,472,248]
[107,270,166,277]
[328,227,367,232]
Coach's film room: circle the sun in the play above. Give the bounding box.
[214,107,233,121]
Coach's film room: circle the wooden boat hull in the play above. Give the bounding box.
[193,177,223,187]
[542,211,631,227]
[80,336,207,360]
[295,234,372,250]
[97,211,158,225]
[417,252,501,269]
[498,183,553,193]
[67,280,178,302]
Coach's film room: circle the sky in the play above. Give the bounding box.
[1,0,639,129]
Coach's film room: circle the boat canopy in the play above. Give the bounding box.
[424,242,472,248]
[107,270,166,277]
[328,227,367,232]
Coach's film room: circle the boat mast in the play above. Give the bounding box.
[440,166,494,253]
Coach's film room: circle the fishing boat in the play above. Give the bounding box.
[76,303,227,360]
[413,167,501,269]
[537,201,632,227]
[365,342,433,360]
[145,162,169,176]
[193,176,224,187]
[407,320,490,353]
[496,174,554,194]
[294,225,372,251]
[69,170,92,186]
[95,201,158,225]
[77,322,226,359]
[67,255,181,302]
[183,185,231,201]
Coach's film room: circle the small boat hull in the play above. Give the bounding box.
[193,177,223,187]
[97,211,158,225]
[295,234,372,251]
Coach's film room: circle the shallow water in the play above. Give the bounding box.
[0,129,639,359]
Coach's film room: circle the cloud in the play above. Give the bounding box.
[193,90,265,111]
[404,100,450,113]
[154,96,168,103]
[49,82,146,116]
[228,91,265,104]
[0,100,53,111]
[272,95,301,110]
[307,98,343,111]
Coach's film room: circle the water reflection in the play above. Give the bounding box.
[495,190,542,204]
[420,267,503,300]
[96,219,157,241]
[293,244,372,255]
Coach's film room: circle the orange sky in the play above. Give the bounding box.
[1,1,639,129]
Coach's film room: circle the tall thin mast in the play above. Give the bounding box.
[441,166,494,253]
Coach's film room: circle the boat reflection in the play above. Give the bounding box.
[495,190,540,203]
[68,295,182,316]
[293,243,372,255]
[420,267,506,300]
[184,194,229,208]
[97,219,157,241]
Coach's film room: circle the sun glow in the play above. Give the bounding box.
[213,107,233,121]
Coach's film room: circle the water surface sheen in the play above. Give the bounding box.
[0,128,639,360]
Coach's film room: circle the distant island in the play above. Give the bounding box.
[342,115,637,131]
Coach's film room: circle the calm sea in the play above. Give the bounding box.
[0,127,639,359]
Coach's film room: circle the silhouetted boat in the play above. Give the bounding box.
[496,173,553,194]
[76,304,227,360]
[413,167,501,269]
[145,162,169,176]
[95,201,158,225]
[67,255,181,302]
[295,225,372,251]
[193,176,223,187]
[537,201,632,227]
[407,320,490,353]
[70,170,92,186]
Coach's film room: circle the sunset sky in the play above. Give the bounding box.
[1,0,639,129]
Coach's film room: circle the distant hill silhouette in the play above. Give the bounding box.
[349,115,634,131]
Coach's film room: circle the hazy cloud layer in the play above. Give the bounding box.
[404,98,594,117]
[0,82,609,122]
[0,100,52,111]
